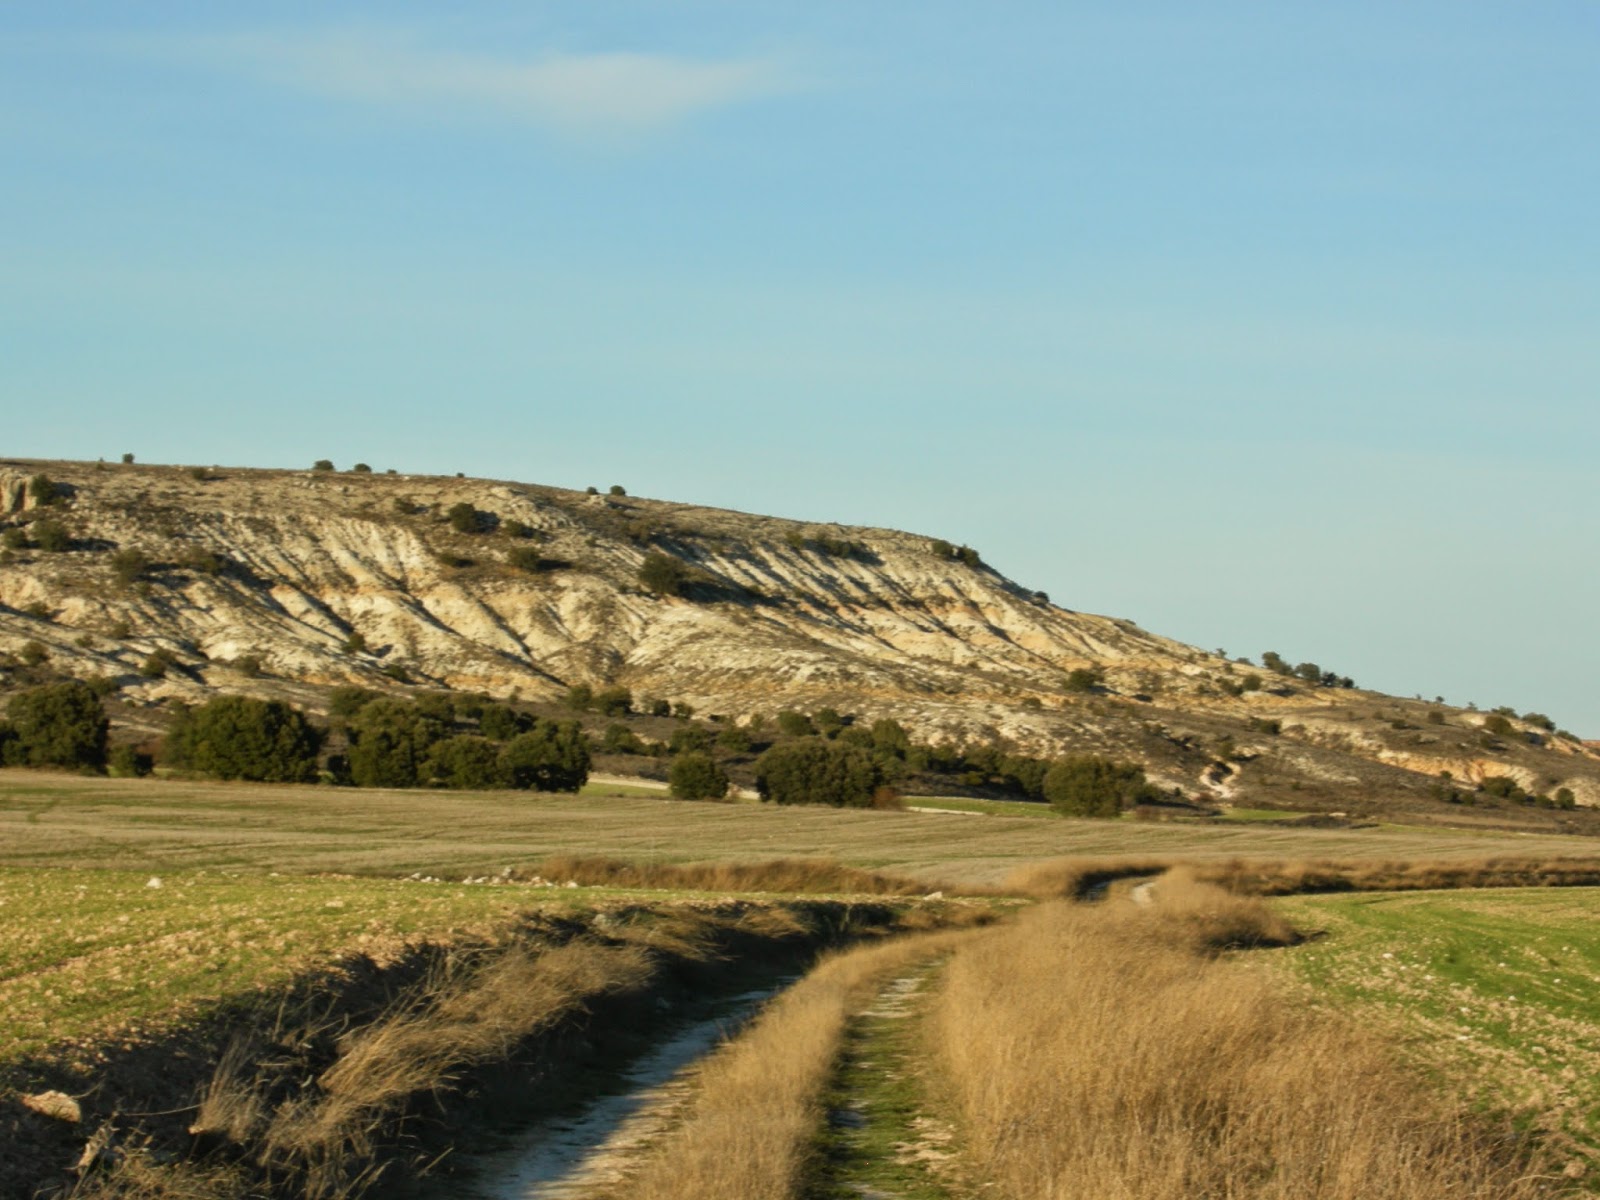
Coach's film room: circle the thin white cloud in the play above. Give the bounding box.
[147,30,795,135]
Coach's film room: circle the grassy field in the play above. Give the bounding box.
[1272,888,1600,1176]
[5,770,1597,888]
[0,866,658,1065]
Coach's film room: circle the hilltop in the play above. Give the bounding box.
[2,457,1597,821]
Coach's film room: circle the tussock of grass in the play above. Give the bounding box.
[1008,853,1600,899]
[1145,866,1300,949]
[626,930,977,1200]
[931,892,1553,1200]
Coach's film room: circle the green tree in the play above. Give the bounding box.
[501,719,591,792]
[755,738,883,807]
[175,695,321,783]
[669,751,729,800]
[1041,755,1157,817]
[425,734,507,789]
[479,704,527,741]
[347,699,448,788]
[312,459,334,471]
[609,484,627,496]
[5,681,108,770]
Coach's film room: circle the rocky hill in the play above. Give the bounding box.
[3,457,1597,818]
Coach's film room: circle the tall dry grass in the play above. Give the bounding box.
[526,854,950,896]
[625,929,975,1200]
[250,941,653,1196]
[1008,853,1600,899]
[931,888,1554,1200]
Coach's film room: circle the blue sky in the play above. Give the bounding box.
[3,3,1597,732]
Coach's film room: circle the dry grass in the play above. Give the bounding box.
[1143,866,1300,948]
[624,929,976,1200]
[525,854,944,896]
[1009,853,1600,899]
[930,892,1556,1200]
[8,770,1600,888]
[244,940,654,1198]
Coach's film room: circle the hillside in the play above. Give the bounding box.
[2,457,1597,818]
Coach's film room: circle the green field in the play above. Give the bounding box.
[1273,888,1600,1173]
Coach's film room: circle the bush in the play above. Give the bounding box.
[234,654,264,678]
[1041,755,1157,817]
[663,724,708,756]
[2,527,26,551]
[1064,668,1103,693]
[380,662,411,684]
[776,710,817,738]
[172,696,321,783]
[5,681,108,769]
[501,720,591,792]
[351,463,372,473]
[107,743,153,778]
[312,460,334,472]
[447,502,484,533]
[593,686,633,717]
[1483,714,1515,737]
[28,475,60,506]
[121,453,135,465]
[609,484,627,497]
[503,519,533,539]
[639,552,690,597]
[342,631,368,654]
[669,751,729,800]
[32,519,70,552]
[139,653,169,679]
[564,683,594,712]
[508,546,546,572]
[20,640,48,666]
[649,698,672,718]
[755,738,883,807]
[716,724,752,753]
[601,723,646,754]
[110,548,150,584]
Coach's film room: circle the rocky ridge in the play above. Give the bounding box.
[2,459,1597,813]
